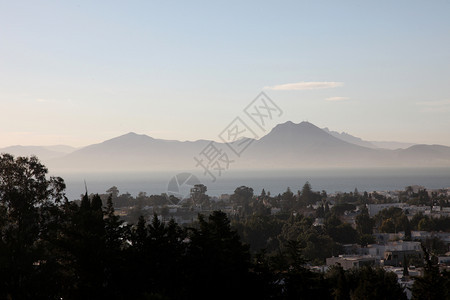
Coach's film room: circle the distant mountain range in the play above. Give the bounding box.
[0,145,77,161]
[322,128,416,149]
[243,122,450,169]
[2,121,450,171]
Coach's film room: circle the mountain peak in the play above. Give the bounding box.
[120,132,152,138]
[43,120,450,172]
[271,121,322,133]
[103,132,155,145]
[121,132,149,138]
[259,121,334,145]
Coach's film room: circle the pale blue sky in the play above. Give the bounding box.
[1,1,449,147]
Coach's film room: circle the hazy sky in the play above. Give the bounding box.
[1,1,450,148]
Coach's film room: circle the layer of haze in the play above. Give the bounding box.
[1,1,450,148]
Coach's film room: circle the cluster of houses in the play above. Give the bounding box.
[322,196,450,299]
[326,240,424,269]
[323,238,449,300]
[314,186,450,299]
[114,184,449,299]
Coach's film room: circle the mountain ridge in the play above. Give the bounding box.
[2,121,450,171]
[322,127,416,150]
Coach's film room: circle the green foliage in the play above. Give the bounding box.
[407,189,432,206]
[356,206,374,235]
[423,237,448,256]
[302,230,340,264]
[326,265,351,300]
[233,215,283,252]
[330,223,359,244]
[332,203,356,216]
[230,186,254,216]
[412,244,450,300]
[359,234,376,247]
[326,265,407,300]
[299,181,322,206]
[349,267,407,300]
[184,211,257,298]
[1,155,446,299]
[410,212,450,232]
[281,187,295,211]
[374,207,411,233]
[0,154,66,299]
[316,203,325,218]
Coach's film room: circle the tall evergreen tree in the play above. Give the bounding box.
[356,206,374,235]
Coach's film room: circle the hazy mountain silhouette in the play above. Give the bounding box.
[9,121,450,172]
[370,140,417,150]
[0,145,77,161]
[393,144,450,164]
[322,127,377,148]
[322,127,416,149]
[48,132,210,171]
[242,121,389,168]
[246,122,450,168]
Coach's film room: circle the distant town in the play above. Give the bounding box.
[2,153,450,299]
[81,182,450,299]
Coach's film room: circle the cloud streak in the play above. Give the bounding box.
[36,98,51,103]
[265,81,344,91]
[417,99,450,107]
[325,96,350,102]
[417,99,450,113]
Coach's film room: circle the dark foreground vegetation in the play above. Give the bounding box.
[1,154,449,299]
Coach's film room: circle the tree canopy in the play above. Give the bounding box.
[2,155,444,299]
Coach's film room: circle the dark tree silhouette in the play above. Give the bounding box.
[412,244,450,300]
[0,154,66,299]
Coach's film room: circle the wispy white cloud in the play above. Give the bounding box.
[417,99,450,107]
[325,96,350,102]
[264,81,344,91]
[36,98,51,103]
[417,99,450,113]
[35,98,76,107]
